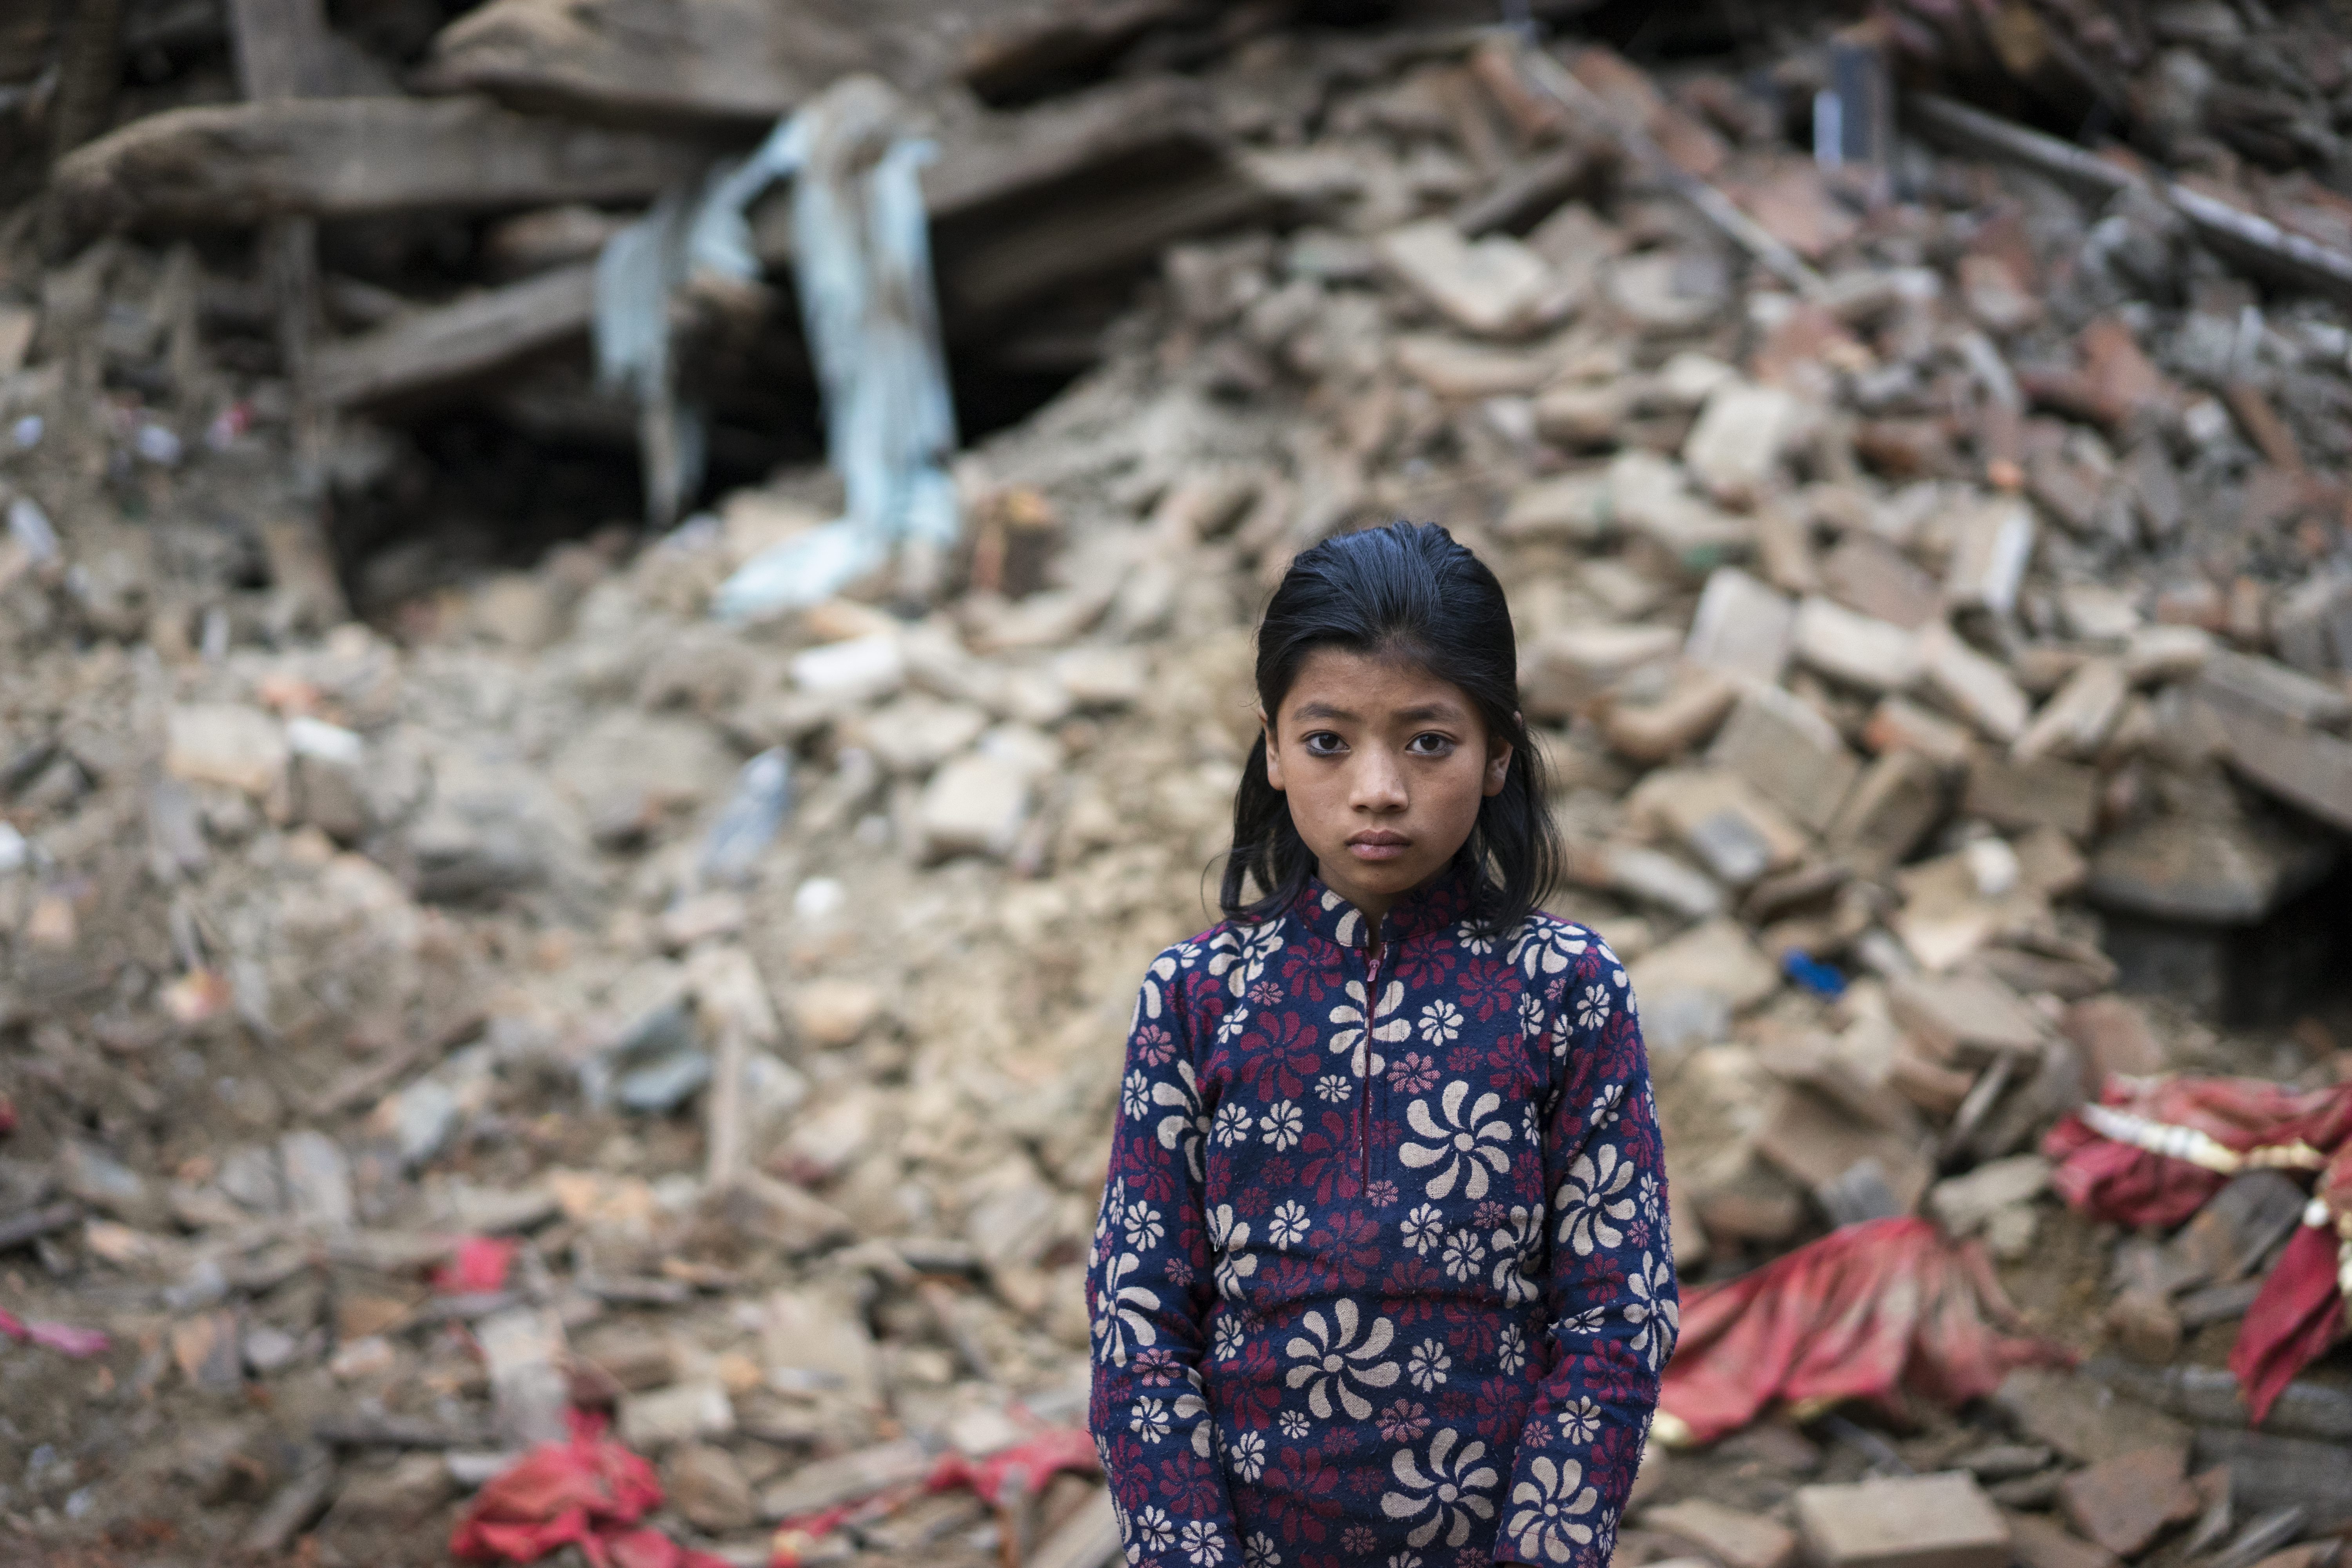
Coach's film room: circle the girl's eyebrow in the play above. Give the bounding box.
[1290,700,1463,722]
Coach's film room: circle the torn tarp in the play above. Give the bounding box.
[2043,1075,2352,1229]
[450,1409,729,1568]
[2043,1074,2352,1426]
[1653,1216,2069,1446]
[595,74,960,607]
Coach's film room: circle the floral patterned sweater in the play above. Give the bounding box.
[1085,868,1675,1568]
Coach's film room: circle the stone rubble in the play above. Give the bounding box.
[1,5,2351,1568]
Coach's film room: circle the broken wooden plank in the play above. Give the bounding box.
[418,0,872,127]
[1908,92,2352,305]
[53,95,715,235]
[959,0,1192,104]
[309,265,597,408]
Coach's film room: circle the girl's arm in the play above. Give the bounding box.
[1497,937,1677,1567]
[1087,958,1246,1568]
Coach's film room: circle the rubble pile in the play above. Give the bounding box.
[2,2,2352,1566]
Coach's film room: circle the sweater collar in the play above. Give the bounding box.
[1289,860,1478,950]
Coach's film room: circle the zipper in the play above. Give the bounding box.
[1359,931,1384,1194]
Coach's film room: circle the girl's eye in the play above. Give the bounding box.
[1406,733,1455,756]
[1302,731,1346,756]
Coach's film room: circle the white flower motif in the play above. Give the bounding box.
[1283,1299,1400,1420]
[1243,1532,1280,1568]
[1379,1427,1499,1550]
[1226,1431,1268,1483]
[1386,1557,1423,1568]
[1455,926,1497,956]
[1636,1171,1662,1224]
[1509,924,1583,981]
[1267,1201,1310,1248]
[1497,1323,1527,1375]
[1439,1228,1487,1283]
[1506,1454,1600,1564]
[1259,1099,1303,1150]
[1277,1409,1310,1439]
[1181,1519,1226,1566]
[1417,998,1463,1045]
[1211,1314,1246,1362]
[1210,922,1286,999]
[1563,1305,1608,1336]
[1626,1248,1679,1372]
[1405,1337,1450,1392]
[1130,1397,1171,1442]
[1122,1200,1164,1252]
[1121,1070,1151,1120]
[1154,1060,1210,1181]
[1399,1203,1446,1256]
[1328,978,1410,1076]
[1399,1080,1514,1200]
[1172,1377,1213,1459]
[1518,991,1548,1042]
[1555,1396,1601,1443]
[1488,1203,1544,1307]
[1573,982,1611,1032]
[1093,1246,1160,1368]
[1208,1205,1258,1300]
[1133,1506,1175,1553]
[1588,1082,1624,1128]
[1212,1102,1252,1147]
[1314,1073,1353,1103]
[1553,1142,1635,1257]
[1215,1004,1253,1048]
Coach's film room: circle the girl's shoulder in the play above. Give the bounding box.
[1481,909,1621,968]
[1136,916,1270,993]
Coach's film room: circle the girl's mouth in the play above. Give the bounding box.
[1348,831,1410,862]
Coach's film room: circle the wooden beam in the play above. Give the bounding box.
[308,263,597,408]
[53,95,716,236]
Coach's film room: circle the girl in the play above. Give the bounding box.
[1087,522,1673,1568]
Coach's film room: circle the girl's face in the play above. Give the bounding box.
[1262,646,1511,928]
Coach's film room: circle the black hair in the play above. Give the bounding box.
[1220,521,1560,938]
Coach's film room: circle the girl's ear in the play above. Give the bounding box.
[1483,735,1513,799]
[1260,709,1286,791]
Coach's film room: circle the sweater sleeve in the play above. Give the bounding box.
[1495,935,1676,1568]
[1087,953,1246,1568]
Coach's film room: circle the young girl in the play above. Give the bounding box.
[1087,522,1673,1568]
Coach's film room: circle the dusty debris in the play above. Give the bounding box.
[2,3,2352,1567]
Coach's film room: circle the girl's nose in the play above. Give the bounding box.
[1351,750,1408,810]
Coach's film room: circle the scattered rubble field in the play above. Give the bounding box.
[3,1,2352,1567]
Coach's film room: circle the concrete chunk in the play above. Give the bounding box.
[1376,219,1558,337]
[1918,622,2029,742]
[1685,567,1796,682]
[1793,1472,2009,1568]
[1647,1497,1798,1568]
[1793,597,1922,693]
[1709,685,1857,835]
[2014,658,2127,764]
[1684,381,1805,506]
[1828,749,1945,872]
[1942,497,2036,619]
[1889,969,2045,1065]
[1962,751,2099,840]
[2056,1447,2199,1558]
[166,704,288,798]
[916,751,1032,862]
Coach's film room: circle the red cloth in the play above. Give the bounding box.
[451,1411,728,1568]
[2043,1076,2352,1229]
[435,1236,521,1295]
[1657,1217,2069,1445]
[0,1308,109,1358]
[2229,1143,2351,1426]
